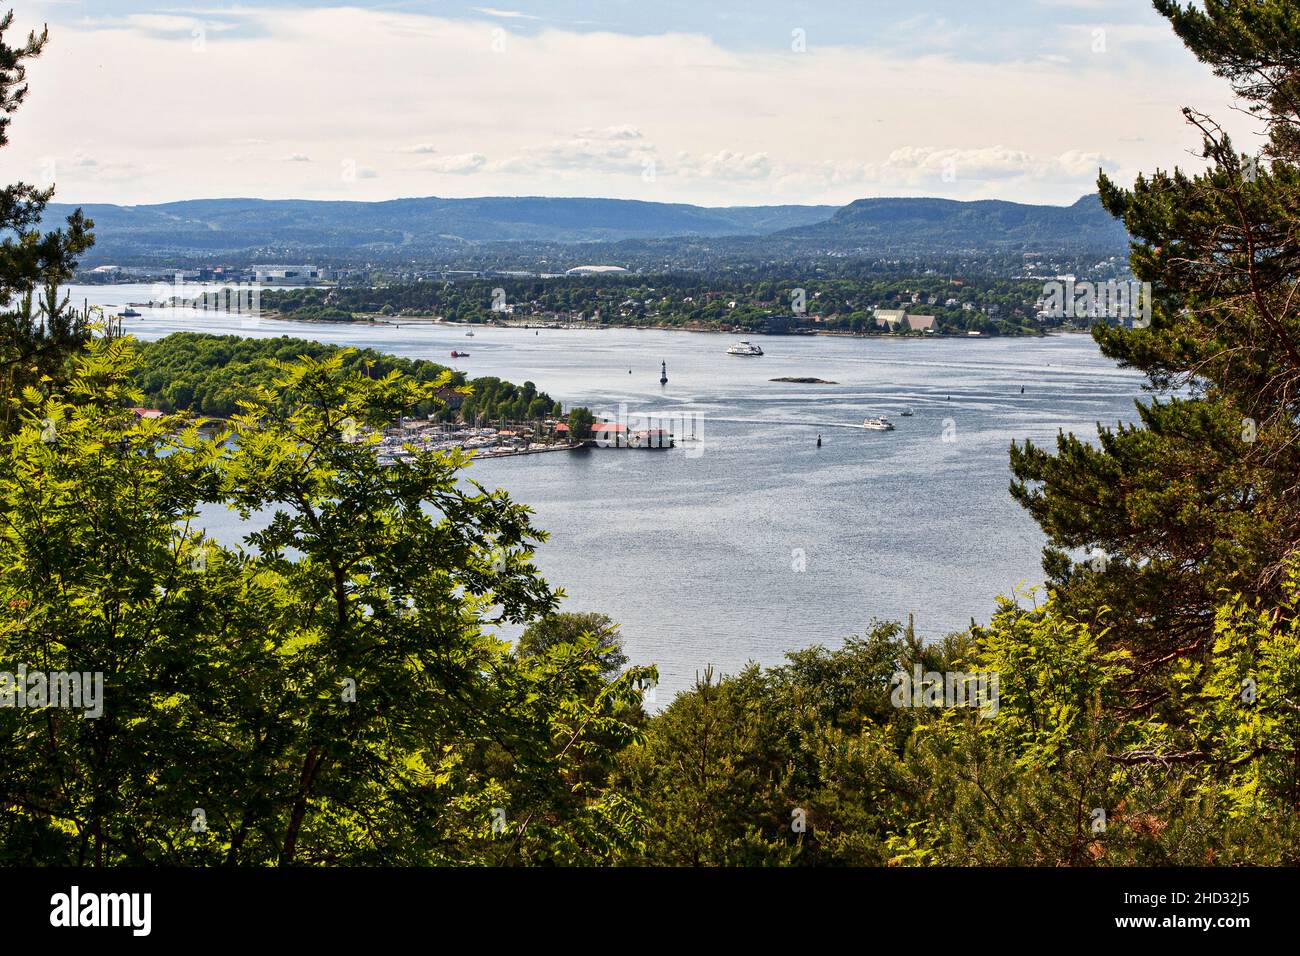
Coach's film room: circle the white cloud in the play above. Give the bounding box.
[418,153,487,174]
[471,7,541,20]
[487,126,657,175]
[37,149,147,185]
[77,13,244,40]
[6,5,1250,205]
[878,145,1114,184]
[675,149,773,181]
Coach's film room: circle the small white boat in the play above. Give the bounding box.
[863,417,895,431]
[726,340,763,356]
[900,408,914,417]
[465,330,475,337]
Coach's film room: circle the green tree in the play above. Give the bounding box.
[0,11,94,435]
[566,407,595,441]
[0,339,654,864]
[1009,0,1300,689]
[616,623,959,866]
[900,585,1300,867]
[517,612,628,680]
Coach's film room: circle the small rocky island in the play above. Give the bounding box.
[770,376,838,384]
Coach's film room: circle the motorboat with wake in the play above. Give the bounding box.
[863,417,895,431]
[726,340,763,356]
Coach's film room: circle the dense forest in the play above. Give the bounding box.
[3,1,1300,867]
[133,332,565,423]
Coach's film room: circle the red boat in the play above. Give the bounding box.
[450,350,470,357]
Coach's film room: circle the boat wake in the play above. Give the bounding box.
[700,416,896,431]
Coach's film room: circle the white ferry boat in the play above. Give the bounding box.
[726,340,764,356]
[863,417,896,431]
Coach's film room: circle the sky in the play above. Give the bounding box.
[5,0,1262,208]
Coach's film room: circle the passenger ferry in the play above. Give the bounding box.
[863,417,896,431]
[726,340,764,356]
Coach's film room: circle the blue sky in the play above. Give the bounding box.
[11,1,1255,206]
[29,0,1180,55]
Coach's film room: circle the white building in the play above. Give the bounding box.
[565,265,628,276]
[253,265,327,286]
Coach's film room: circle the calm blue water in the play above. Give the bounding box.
[71,284,1146,701]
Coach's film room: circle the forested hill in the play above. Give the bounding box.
[47,193,1127,267]
[45,196,837,263]
[132,332,563,422]
[768,194,1130,255]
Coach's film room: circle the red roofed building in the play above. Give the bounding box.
[591,421,670,449]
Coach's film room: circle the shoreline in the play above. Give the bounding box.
[471,443,582,460]
[259,311,1060,339]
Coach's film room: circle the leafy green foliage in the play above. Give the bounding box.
[518,612,628,680]
[614,623,964,866]
[620,588,1300,867]
[132,332,564,424]
[1010,0,1300,692]
[0,12,94,436]
[0,338,652,865]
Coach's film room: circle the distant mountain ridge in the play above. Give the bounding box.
[42,193,1128,267]
[776,194,1129,254]
[43,196,838,263]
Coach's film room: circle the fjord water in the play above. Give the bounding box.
[71,285,1145,701]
